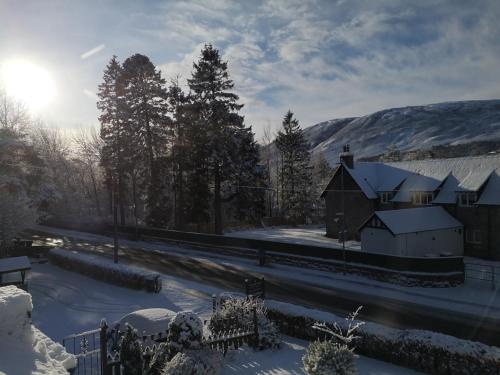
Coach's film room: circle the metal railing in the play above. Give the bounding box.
[464,262,500,289]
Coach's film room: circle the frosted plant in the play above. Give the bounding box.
[303,307,364,375]
[167,311,203,358]
[119,324,144,375]
[313,306,364,347]
[161,350,222,375]
[303,340,357,375]
[209,296,280,350]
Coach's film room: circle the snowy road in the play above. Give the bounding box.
[28,226,500,347]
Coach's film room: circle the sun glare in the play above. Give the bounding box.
[0,59,56,111]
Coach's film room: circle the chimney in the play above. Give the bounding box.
[340,144,354,169]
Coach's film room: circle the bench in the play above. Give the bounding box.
[0,256,31,288]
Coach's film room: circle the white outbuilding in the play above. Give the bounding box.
[359,206,464,257]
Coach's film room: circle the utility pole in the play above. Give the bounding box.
[112,175,119,263]
[341,162,347,274]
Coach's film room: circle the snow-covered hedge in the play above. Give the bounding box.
[48,248,161,292]
[0,285,76,374]
[267,301,500,375]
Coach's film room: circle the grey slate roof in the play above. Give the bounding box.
[368,207,463,235]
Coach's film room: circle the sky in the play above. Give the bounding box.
[1,0,500,138]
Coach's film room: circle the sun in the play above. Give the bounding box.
[0,59,56,112]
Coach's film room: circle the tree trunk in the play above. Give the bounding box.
[214,165,222,235]
[118,173,126,226]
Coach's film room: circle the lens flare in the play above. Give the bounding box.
[0,59,56,111]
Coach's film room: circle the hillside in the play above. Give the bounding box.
[305,100,500,164]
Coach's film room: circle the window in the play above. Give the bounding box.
[411,192,433,205]
[458,192,477,207]
[466,229,481,244]
[380,192,394,204]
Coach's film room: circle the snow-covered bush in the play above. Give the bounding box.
[210,296,280,350]
[302,307,363,375]
[303,340,357,375]
[119,324,144,375]
[0,193,37,252]
[161,350,222,375]
[167,311,203,357]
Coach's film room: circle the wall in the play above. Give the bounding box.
[360,228,398,254]
[398,228,463,257]
[361,227,463,257]
[324,166,375,240]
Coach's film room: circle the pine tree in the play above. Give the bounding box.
[187,44,261,233]
[97,56,129,225]
[121,54,170,227]
[312,151,333,219]
[275,110,313,223]
[167,78,190,230]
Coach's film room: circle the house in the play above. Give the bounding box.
[321,145,500,259]
[359,207,463,257]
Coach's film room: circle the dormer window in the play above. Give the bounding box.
[458,192,477,207]
[411,192,433,205]
[380,192,394,204]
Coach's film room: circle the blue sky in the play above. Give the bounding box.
[1,0,500,137]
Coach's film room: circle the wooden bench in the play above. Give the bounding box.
[0,256,31,288]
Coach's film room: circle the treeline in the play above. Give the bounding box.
[361,140,500,162]
[0,44,334,243]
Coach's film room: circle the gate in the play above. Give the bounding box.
[62,327,102,375]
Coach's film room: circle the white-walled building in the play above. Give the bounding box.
[359,206,464,257]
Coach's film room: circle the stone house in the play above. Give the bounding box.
[321,146,500,259]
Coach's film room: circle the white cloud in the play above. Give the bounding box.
[80,44,105,59]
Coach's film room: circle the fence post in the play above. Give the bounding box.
[212,294,217,314]
[100,319,109,375]
[261,277,266,299]
[492,265,495,290]
[252,307,259,349]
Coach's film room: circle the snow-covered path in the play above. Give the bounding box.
[28,262,422,374]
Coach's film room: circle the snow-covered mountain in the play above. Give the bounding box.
[305,100,500,164]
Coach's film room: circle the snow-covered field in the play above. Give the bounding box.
[28,261,422,374]
[32,225,500,320]
[227,225,361,250]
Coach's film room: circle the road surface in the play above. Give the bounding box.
[28,228,500,347]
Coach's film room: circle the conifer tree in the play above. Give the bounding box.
[187,44,261,233]
[275,110,313,223]
[121,54,170,226]
[97,56,128,224]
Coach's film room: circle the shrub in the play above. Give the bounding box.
[302,340,357,375]
[210,296,280,350]
[302,307,363,375]
[119,324,144,375]
[167,311,203,358]
[161,350,222,375]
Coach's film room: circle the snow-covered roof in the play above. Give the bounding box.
[325,154,500,205]
[341,162,411,199]
[476,172,500,205]
[391,174,442,202]
[365,207,463,235]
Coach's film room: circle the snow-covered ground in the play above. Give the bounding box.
[28,261,422,374]
[227,225,361,250]
[31,225,500,321]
